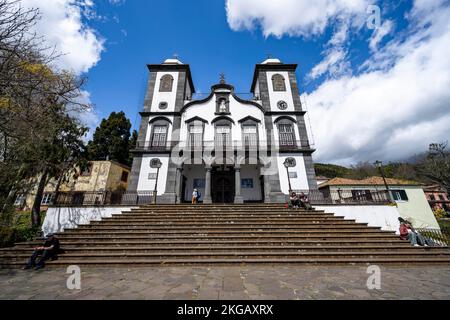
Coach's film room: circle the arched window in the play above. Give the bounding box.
[149,118,171,150]
[272,74,286,91]
[275,117,297,148]
[214,118,233,149]
[238,116,260,148]
[159,74,174,92]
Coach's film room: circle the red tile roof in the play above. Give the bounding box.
[319,176,419,188]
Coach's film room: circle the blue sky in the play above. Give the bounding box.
[20,0,450,164]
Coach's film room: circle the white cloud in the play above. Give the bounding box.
[308,48,348,79]
[369,19,393,52]
[226,0,368,79]
[306,2,450,164]
[226,0,450,165]
[226,0,370,38]
[20,0,105,74]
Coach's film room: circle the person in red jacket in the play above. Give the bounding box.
[398,217,426,246]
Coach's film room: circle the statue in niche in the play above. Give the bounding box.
[219,99,227,113]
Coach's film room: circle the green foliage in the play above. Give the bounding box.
[314,163,351,178]
[0,210,46,247]
[87,111,133,166]
[315,161,425,183]
[433,207,447,219]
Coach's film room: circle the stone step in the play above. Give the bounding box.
[2,244,423,252]
[105,215,348,220]
[72,225,379,231]
[50,234,401,241]
[122,210,325,214]
[89,220,363,226]
[3,204,446,267]
[66,225,383,232]
[2,250,449,261]
[11,239,413,247]
[126,209,323,214]
[3,256,450,267]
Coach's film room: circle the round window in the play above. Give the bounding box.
[277,100,288,110]
[159,102,168,110]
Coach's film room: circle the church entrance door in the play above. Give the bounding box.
[211,166,235,203]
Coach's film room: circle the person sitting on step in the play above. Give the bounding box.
[398,217,427,247]
[192,188,199,204]
[289,192,300,208]
[299,192,313,210]
[23,234,60,270]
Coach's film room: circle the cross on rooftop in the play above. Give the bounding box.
[219,73,226,84]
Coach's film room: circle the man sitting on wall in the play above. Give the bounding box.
[398,217,427,247]
[289,192,300,208]
[298,192,313,210]
[23,234,60,270]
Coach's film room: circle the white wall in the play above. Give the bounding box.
[315,205,401,233]
[326,185,440,229]
[42,206,137,236]
[396,187,440,229]
[137,154,170,193]
[151,71,179,112]
[240,165,262,201]
[277,153,309,193]
[266,71,295,112]
[180,94,266,143]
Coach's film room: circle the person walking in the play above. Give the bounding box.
[192,188,199,204]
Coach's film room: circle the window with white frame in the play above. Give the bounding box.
[41,193,54,205]
[215,125,231,147]
[151,125,168,147]
[189,125,203,147]
[391,189,408,201]
[243,124,257,147]
[14,194,26,207]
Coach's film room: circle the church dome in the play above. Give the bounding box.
[163,58,183,65]
[261,58,282,64]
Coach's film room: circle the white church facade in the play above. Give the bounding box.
[128,58,318,203]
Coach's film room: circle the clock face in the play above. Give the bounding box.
[277,100,287,110]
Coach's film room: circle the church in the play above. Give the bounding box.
[127,57,318,203]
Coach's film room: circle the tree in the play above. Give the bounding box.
[418,142,450,193]
[87,111,133,166]
[128,129,137,166]
[0,0,91,229]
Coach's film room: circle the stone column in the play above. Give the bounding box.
[203,165,212,203]
[175,166,183,204]
[234,165,244,203]
[261,165,271,203]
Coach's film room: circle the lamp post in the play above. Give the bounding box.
[374,160,392,202]
[283,158,294,194]
[150,158,162,204]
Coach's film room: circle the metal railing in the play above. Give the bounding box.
[52,189,391,207]
[291,189,391,205]
[134,139,312,152]
[416,228,449,246]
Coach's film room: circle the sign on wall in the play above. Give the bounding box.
[241,179,254,188]
[288,172,298,178]
[193,179,205,188]
[148,173,157,180]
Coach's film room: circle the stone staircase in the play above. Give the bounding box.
[1,204,450,267]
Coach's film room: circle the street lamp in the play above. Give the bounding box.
[374,160,393,202]
[283,158,295,194]
[150,158,162,204]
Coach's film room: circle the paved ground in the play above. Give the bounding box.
[0,265,449,300]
